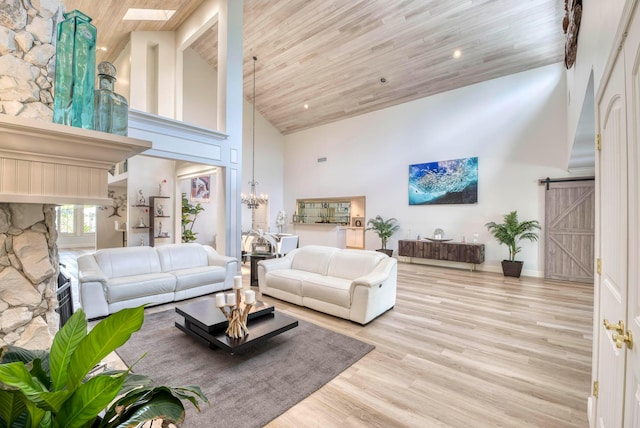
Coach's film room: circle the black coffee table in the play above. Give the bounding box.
[175,299,298,354]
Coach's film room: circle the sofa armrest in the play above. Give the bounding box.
[203,246,238,268]
[77,255,108,285]
[259,256,293,273]
[203,246,239,289]
[351,258,397,288]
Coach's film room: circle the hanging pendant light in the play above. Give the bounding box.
[241,56,268,209]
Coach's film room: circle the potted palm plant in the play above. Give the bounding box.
[366,215,400,256]
[485,210,541,278]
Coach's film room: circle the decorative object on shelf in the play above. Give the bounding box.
[215,276,256,339]
[158,222,163,236]
[139,237,145,246]
[425,237,453,242]
[241,56,269,210]
[292,213,298,223]
[138,215,147,228]
[276,210,286,233]
[485,210,541,278]
[366,215,400,257]
[409,157,478,205]
[355,219,362,227]
[433,228,444,239]
[53,10,97,129]
[473,232,479,243]
[156,205,164,216]
[159,179,167,196]
[138,189,146,205]
[190,175,211,202]
[182,192,204,242]
[94,61,128,135]
[248,228,277,253]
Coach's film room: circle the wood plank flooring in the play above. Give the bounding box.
[61,250,592,427]
[262,264,592,428]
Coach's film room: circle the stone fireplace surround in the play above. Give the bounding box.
[0,0,151,349]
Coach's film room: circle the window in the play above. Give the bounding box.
[83,207,96,233]
[56,205,96,235]
[58,205,75,234]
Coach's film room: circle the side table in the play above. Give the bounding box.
[249,253,275,286]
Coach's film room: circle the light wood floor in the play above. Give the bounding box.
[61,250,592,427]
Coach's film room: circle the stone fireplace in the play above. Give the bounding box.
[0,0,151,349]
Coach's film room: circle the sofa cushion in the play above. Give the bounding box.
[157,243,209,272]
[327,250,386,280]
[301,276,352,308]
[107,273,176,303]
[173,266,227,291]
[94,247,162,279]
[266,269,324,295]
[290,245,339,275]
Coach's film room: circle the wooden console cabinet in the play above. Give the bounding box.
[398,239,485,268]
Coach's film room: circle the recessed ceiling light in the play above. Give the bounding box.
[123,8,176,21]
[379,77,388,85]
[453,49,462,59]
[98,46,108,52]
[303,104,309,109]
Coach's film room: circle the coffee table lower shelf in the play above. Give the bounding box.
[176,311,298,354]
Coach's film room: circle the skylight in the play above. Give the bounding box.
[122,8,176,21]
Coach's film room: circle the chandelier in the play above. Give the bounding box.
[241,55,268,209]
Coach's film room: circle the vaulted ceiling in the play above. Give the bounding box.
[64,0,567,135]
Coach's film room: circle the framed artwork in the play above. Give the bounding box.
[191,175,211,202]
[409,157,478,205]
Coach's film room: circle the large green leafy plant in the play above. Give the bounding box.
[485,210,541,261]
[0,306,207,427]
[182,192,205,243]
[365,215,400,250]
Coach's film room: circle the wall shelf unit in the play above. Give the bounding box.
[149,196,171,246]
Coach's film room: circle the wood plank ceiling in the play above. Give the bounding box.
[63,0,566,135]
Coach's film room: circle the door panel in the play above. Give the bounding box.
[544,180,595,282]
[596,52,628,428]
[624,5,640,426]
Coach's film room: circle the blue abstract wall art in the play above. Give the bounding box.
[409,157,478,205]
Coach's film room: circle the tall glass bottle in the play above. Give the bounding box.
[94,61,128,135]
[53,10,96,129]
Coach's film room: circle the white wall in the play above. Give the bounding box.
[96,184,127,249]
[241,97,285,232]
[283,63,573,277]
[129,32,176,118]
[566,0,629,150]
[126,156,176,247]
[178,170,219,247]
[183,48,218,129]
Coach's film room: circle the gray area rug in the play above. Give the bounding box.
[116,309,374,428]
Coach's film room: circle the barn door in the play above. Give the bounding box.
[544,180,595,283]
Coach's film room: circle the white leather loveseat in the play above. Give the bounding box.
[257,245,397,324]
[78,243,238,319]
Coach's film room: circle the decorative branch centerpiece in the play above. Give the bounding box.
[215,276,256,338]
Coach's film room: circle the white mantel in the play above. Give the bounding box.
[0,115,152,205]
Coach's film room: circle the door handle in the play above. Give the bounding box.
[612,330,634,350]
[603,319,625,335]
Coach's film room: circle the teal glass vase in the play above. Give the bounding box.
[94,62,128,135]
[53,10,96,129]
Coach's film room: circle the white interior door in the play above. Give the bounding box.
[624,8,640,425]
[596,44,628,428]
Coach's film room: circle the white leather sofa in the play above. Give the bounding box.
[257,245,397,324]
[78,243,238,319]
